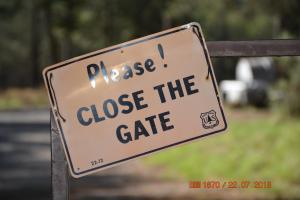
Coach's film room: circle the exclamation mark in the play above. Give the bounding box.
[157,44,167,68]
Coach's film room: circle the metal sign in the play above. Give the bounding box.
[43,22,227,178]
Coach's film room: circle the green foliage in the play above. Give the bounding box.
[0,88,48,110]
[0,0,300,88]
[273,57,300,116]
[286,61,300,116]
[165,0,275,40]
[145,110,300,197]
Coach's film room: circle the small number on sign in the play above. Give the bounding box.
[91,158,104,166]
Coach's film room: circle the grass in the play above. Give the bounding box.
[1,88,300,197]
[145,108,300,197]
[0,88,48,110]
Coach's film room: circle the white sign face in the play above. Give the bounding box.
[43,23,227,178]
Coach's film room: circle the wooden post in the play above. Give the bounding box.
[51,111,69,200]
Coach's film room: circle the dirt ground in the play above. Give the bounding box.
[0,108,273,200]
[71,160,272,200]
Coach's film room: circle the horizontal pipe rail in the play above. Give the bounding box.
[207,40,300,57]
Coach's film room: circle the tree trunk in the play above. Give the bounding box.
[30,0,40,87]
[63,0,75,59]
[44,0,60,64]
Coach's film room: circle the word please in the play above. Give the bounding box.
[87,58,156,87]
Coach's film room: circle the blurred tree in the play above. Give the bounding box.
[164,0,276,82]
[287,62,300,116]
[261,0,300,116]
[30,0,41,87]
[165,0,274,40]
[42,0,59,63]
[262,0,300,37]
[0,0,299,88]
[0,0,31,88]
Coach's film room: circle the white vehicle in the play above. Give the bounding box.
[220,80,247,106]
[220,57,274,107]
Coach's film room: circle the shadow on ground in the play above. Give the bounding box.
[0,121,51,200]
[0,109,197,200]
[0,109,271,200]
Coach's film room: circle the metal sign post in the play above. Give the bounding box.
[51,111,69,200]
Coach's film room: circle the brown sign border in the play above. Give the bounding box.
[44,23,227,176]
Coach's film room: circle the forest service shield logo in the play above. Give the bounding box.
[200,110,219,129]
